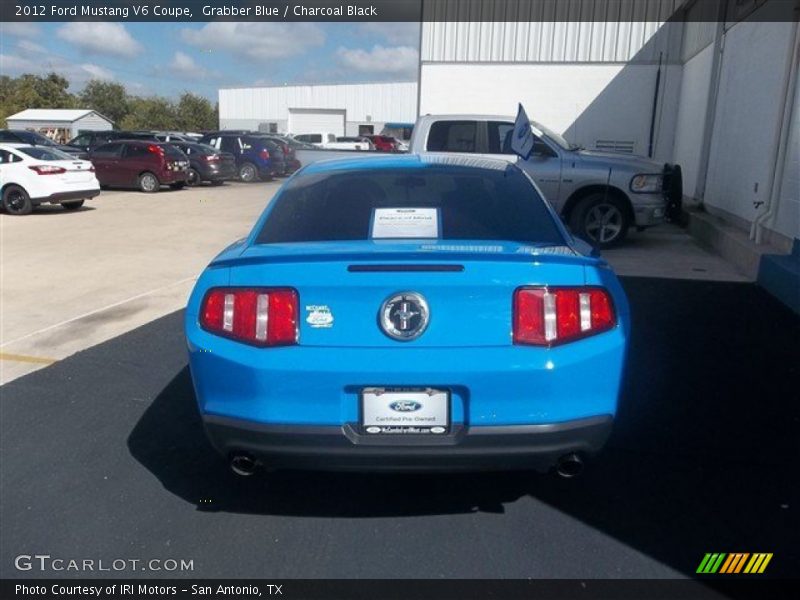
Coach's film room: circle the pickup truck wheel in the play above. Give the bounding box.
[138,172,160,193]
[61,200,84,211]
[570,194,629,249]
[186,168,201,186]
[239,163,258,183]
[2,185,33,216]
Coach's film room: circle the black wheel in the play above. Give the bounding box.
[2,185,33,215]
[186,168,201,187]
[170,182,186,190]
[238,162,258,183]
[569,193,630,249]
[61,200,85,211]
[138,172,160,193]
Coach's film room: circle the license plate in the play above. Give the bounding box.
[361,388,449,434]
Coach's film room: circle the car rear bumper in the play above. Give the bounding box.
[33,189,100,205]
[159,170,189,184]
[200,164,236,181]
[202,414,613,472]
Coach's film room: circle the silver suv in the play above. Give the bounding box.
[410,115,682,247]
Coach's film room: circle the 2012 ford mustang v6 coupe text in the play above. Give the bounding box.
[185,154,630,476]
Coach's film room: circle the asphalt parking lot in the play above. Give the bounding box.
[1,183,796,580]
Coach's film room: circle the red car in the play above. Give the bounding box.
[365,135,400,152]
[90,140,190,193]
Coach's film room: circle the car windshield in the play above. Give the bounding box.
[256,164,564,245]
[188,143,217,155]
[162,144,187,159]
[531,120,575,150]
[17,146,76,161]
[19,131,58,146]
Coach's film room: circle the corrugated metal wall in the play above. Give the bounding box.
[219,82,418,123]
[421,0,685,63]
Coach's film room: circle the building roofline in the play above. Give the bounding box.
[219,80,418,92]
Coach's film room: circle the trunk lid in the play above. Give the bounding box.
[220,240,594,348]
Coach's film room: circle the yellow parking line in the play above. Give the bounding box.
[0,352,57,365]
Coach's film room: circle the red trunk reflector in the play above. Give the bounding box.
[200,287,298,346]
[259,149,270,160]
[514,287,615,346]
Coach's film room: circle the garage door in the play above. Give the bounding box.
[288,108,346,136]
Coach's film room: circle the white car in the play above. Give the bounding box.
[291,133,369,150]
[0,144,100,215]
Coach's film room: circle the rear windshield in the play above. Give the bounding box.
[18,147,75,161]
[162,144,187,159]
[256,165,564,245]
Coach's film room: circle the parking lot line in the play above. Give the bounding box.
[0,352,57,365]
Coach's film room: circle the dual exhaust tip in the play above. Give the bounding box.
[229,451,585,478]
[229,453,258,477]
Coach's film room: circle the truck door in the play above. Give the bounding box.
[483,121,562,208]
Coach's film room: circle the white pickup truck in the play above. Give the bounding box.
[291,133,370,151]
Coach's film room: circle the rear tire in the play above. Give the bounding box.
[569,193,630,249]
[61,200,85,211]
[2,185,33,215]
[186,168,201,187]
[239,162,258,183]
[138,172,160,193]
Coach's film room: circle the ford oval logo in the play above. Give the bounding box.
[389,400,422,412]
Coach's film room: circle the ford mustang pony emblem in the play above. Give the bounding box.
[380,292,430,341]
[389,400,423,412]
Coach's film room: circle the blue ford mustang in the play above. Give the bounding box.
[185,154,630,476]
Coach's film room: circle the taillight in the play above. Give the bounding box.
[200,287,298,346]
[513,287,615,346]
[204,154,220,162]
[259,148,270,160]
[29,165,66,175]
[147,144,164,156]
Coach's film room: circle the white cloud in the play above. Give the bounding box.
[57,22,142,59]
[358,23,420,46]
[0,52,115,87]
[16,39,47,54]
[181,23,325,61]
[80,64,114,81]
[1,22,41,38]
[336,45,419,78]
[166,51,211,79]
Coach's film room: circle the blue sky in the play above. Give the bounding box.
[0,21,420,100]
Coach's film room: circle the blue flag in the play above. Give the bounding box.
[511,103,534,160]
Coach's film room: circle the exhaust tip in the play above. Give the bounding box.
[230,453,257,477]
[555,453,584,478]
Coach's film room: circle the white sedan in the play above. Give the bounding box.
[0,143,100,215]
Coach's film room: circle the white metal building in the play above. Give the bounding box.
[218,82,418,137]
[5,109,113,140]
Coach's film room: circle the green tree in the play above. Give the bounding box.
[119,96,177,130]
[175,92,217,131]
[1,73,76,122]
[79,80,129,125]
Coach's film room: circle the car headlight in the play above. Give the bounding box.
[630,174,663,193]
